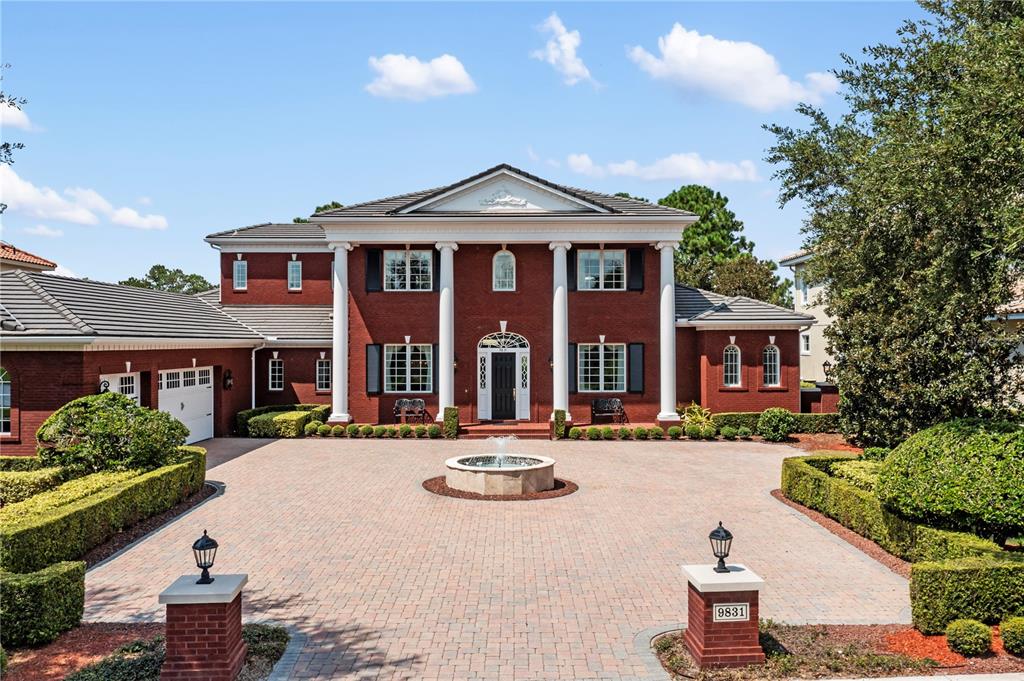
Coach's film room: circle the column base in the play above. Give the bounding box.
[327,413,351,424]
[657,412,681,428]
[549,412,573,422]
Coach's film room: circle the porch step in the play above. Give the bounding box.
[459,422,551,440]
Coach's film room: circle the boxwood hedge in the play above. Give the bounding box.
[0,447,206,573]
[0,456,44,472]
[911,557,1024,634]
[0,561,85,647]
[236,404,330,436]
[0,467,66,507]
[712,411,839,434]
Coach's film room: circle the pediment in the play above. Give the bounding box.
[399,169,606,215]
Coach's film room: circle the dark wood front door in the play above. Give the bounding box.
[491,352,516,420]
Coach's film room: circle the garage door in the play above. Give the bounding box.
[158,367,214,444]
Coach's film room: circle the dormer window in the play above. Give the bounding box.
[492,250,515,291]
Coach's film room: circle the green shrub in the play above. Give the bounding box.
[680,402,714,428]
[309,404,330,423]
[331,425,345,437]
[945,619,992,656]
[649,426,664,440]
[443,407,459,439]
[634,426,649,440]
[0,468,65,506]
[601,426,615,440]
[1000,616,1024,655]
[862,446,892,461]
[271,411,310,438]
[0,447,205,573]
[235,404,324,435]
[667,426,682,440]
[37,393,187,473]
[876,419,1024,543]
[359,425,374,438]
[427,424,442,439]
[0,645,5,674]
[399,424,413,438]
[711,412,761,432]
[0,561,85,647]
[685,424,701,439]
[737,426,753,439]
[586,426,601,440]
[701,424,718,440]
[568,427,582,440]
[553,409,566,439]
[911,557,1024,634]
[384,426,397,438]
[791,413,840,434]
[64,636,164,680]
[370,426,385,438]
[618,427,633,440]
[304,420,323,436]
[757,408,795,442]
[720,426,737,440]
[832,460,882,492]
[415,425,428,438]
[0,456,43,471]
[346,423,359,438]
[246,413,278,438]
[317,424,332,437]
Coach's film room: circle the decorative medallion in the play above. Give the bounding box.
[480,188,528,208]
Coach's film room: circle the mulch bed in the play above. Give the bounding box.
[4,623,164,681]
[82,482,217,568]
[422,476,578,501]
[784,433,863,454]
[770,488,911,577]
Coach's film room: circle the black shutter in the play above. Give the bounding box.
[568,343,578,394]
[365,249,382,292]
[627,248,645,291]
[432,249,441,292]
[366,344,382,395]
[432,344,439,393]
[628,343,645,393]
[568,250,577,291]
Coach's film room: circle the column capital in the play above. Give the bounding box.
[328,241,354,251]
[655,241,679,251]
[548,241,573,251]
[435,242,460,251]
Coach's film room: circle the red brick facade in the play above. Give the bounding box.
[219,251,333,305]
[698,330,801,413]
[684,583,765,668]
[161,594,247,681]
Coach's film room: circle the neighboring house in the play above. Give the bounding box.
[779,249,834,383]
[0,242,57,273]
[0,164,818,454]
[996,283,1023,403]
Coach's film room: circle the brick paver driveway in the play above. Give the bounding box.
[85,439,910,680]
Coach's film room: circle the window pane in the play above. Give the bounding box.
[602,251,626,290]
[493,252,515,290]
[233,261,247,289]
[384,345,408,392]
[288,261,302,290]
[316,359,331,391]
[578,251,601,290]
[0,370,9,434]
[578,344,601,391]
[182,370,196,387]
[409,345,432,392]
[762,346,780,386]
[269,360,284,390]
[408,251,432,290]
[384,251,407,290]
[603,344,625,391]
[198,369,211,385]
[165,371,180,389]
[724,346,740,386]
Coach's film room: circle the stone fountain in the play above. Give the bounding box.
[444,435,555,495]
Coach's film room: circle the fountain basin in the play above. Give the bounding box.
[445,455,556,495]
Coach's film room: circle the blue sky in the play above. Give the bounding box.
[1,1,926,283]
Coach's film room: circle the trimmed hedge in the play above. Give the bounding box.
[0,447,206,573]
[236,404,328,436]
[0,561,85,647]
[0,468,66,507]
[945,619,991,656]
[0,456,43,472]
[911,558,1024,634]
[713,411,839,434]
[831,460,881,492]
[272,411,311,438]
[246,413,279,438]
[553,409,566,440]
[1001,616,1024,655]
[443,407,459,439]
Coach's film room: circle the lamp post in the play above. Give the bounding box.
[192,530,218,584]
[708,521,733,573]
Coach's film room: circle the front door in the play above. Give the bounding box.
[491,352,516,420]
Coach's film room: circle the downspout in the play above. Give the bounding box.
[250,343,265,409]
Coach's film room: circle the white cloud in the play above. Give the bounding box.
[137,196,152,206]
[628,23,839,111]
[23,224,63,238]
[526,145,540,162]
[0,166,168,229]
[48,264,78,278]
[531,13,596,86]
[365,54,476,101]
[1,102,33,131]
[566,152,760,184]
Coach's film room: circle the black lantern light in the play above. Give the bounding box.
[222,369,234,390]
[821,360,833,379]
[192,530,218,584]
[709,521,733,573]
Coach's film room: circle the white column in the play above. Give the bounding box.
[329,242,353,422]
[550,242,572,421]
[656,242,680,422]
[436,242,458,421]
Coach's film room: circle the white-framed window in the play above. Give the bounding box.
[316,359,331,391]
[578,343,626,392]
[492,250,515,291]
[182,369,196,387]
[384,250,432,291]
[287,260,302,291]
[268,359,284,391]
[233,259,247,290]
[762,345,781,387]
[198,368,212,385]
[801,333,811,355]
[0,368,11,435]
[384,344,432,393]
[797,273,809,305]
[165,371,181,389]
[577,249,626,290]
[723,345,741,387]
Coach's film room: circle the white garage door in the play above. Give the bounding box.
[158,367,214,444]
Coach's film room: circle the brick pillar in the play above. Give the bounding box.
[159,574,248,681]
[682,564,765,668]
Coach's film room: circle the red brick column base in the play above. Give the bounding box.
[159,574,249,681]
[682,564,765,669]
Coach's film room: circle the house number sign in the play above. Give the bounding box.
[712,603,750,622]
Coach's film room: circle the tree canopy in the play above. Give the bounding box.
[295,200,344,223]
[119,265,215,295]
[765,0,1024,445]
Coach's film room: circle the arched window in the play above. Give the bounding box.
[723,345,741,387]
[492,250,515,291]
[762,345,781,387]
[0,368,11,435]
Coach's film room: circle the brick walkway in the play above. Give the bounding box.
[84,439,910,680]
